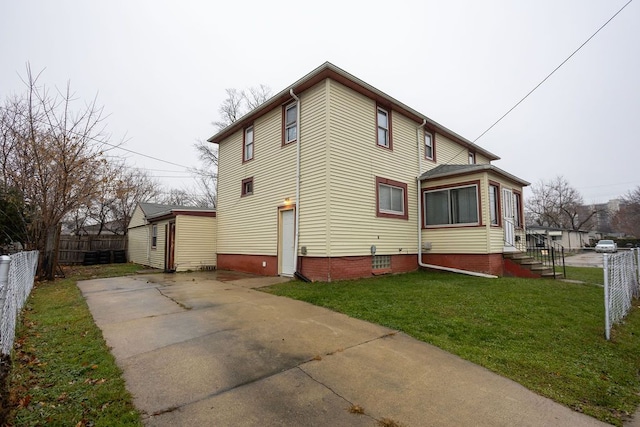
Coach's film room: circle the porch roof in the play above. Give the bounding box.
[419,164,530,186]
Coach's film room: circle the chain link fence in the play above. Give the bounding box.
[604,249,640,340]
[0,251,39,355]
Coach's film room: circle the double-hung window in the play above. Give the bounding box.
[284,103,297,144]
[425,132,434,160]
[243,126,254,161]
[425,184,479,226]
[376,177,407,219]
[151,224,158,248]
[376,107,390,148]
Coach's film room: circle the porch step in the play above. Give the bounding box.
[504,252,563,280]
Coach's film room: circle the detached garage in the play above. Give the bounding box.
[127,202,217,272]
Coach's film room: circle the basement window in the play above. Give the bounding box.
[372,255,391,270]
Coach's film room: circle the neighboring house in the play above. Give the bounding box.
[72,220,127,236]
[127,202,217,272]
[207,62,530,281]
[527,226,589,251]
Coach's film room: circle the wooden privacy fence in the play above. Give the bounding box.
[58,235,127,265]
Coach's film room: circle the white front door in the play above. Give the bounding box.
[280,209,295,276]
[502,188,516,250]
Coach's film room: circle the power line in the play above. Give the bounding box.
[473,0,634,143]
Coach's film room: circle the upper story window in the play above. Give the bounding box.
[425,132,434,160]
[284,103,297,144]
[468,151,476,164]
[243,125,254,162]
[376,177,408,220]
[424,184,479,227]
[376,106,391,149]
[241,177,254,197]
[151,224,158,248]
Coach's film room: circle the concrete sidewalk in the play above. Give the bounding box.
[78,272,608,426]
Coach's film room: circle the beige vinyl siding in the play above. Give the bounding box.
[423,228,489,253]
[148,219,169,269]
[174,216,216,271]
[475,152,491,165]
[327,80,419,256]
[298,80,330,256]
[434,134,473,165]
[216,82,327,256]
[127,225,150,266]
[128,205,146,228]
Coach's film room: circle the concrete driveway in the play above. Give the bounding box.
[564,251,605,268]
[78,271,607,426]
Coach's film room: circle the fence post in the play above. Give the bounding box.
[0,256,11,321]
[603,254,610,340]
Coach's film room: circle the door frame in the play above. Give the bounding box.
[502,188,516,251]
[277,206,296,277]
[165,221,176,271]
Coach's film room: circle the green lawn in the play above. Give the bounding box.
[8,263,145,427]
[264,269,640,426]
[562,265,604,285]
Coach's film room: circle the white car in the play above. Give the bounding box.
[595,240,617,253]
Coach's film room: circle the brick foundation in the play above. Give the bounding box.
[299,254,418,282]
[421,253,505,276]
[217,254,278,276]
[218,252,513,280]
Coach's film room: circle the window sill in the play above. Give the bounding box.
[372,268,391,275]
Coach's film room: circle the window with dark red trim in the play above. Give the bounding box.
[424,183,480,227]
[489,183,501,226]
[375,177,408,220]
[468,151,476,164]
[425,131,435,160]
[241,177,254,197]
[283,103,297,145]
[243,125,254,162]
[514,191,523,228]
[376,106,392,149]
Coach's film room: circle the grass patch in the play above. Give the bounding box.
[264,270,640,426]
[561,265,604,285]
[7,263,145,426]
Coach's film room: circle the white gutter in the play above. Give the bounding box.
[415,120,497,279]
[290,89,301,275]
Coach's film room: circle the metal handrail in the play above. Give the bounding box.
[504,221,566,278]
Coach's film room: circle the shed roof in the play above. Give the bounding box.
[419,164,530,186]
[139,202,216,221]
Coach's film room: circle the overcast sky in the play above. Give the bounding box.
[1,0,638,204]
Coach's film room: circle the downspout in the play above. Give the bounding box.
[415,119,497,279]
[289,89,304,278]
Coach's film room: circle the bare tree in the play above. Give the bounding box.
[0,65,114,278]
[525,176,598,231]
[199,84,270,207]
[244,84,272,110]
[212,88,245,130]
[64,164,161,235]
[211,85,272,131]
[190,140,218,208]
[612,187,640,237]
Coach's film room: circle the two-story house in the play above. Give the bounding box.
[208,62,529,281]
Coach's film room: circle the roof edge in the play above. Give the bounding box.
[206,62,500,161]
